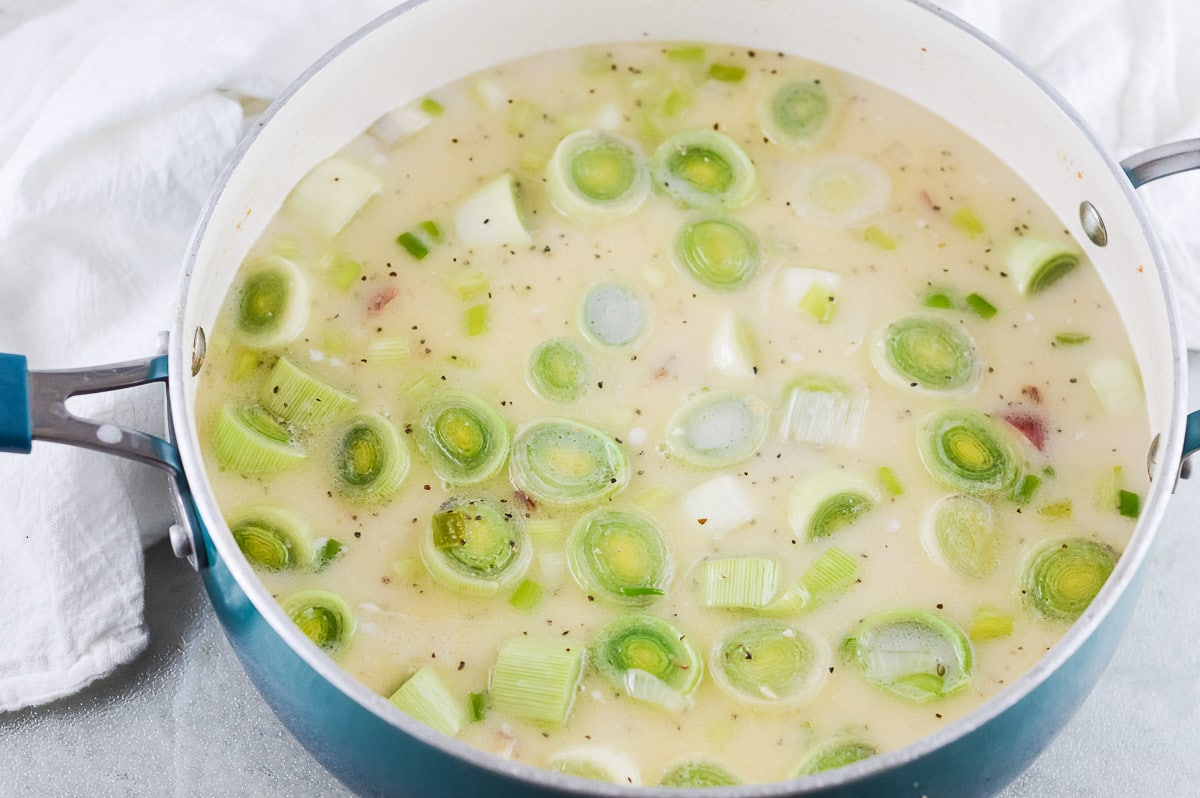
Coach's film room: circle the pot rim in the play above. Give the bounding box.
[168,0,1188,794]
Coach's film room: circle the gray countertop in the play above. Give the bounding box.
[2,2,1198,796]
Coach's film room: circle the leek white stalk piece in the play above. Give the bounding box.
[791,740,878,776]
[388,665,466,737]
[917,408,1020,497]
[369,104,435,147]
[280,589,355,658]
[1087,357,1143,415]
[1021,536,1118,621]
[872,314,980,394]
[660,759,742,787]
[545,129,649,221]
[710,619,829,709]
[455,172,531,246]
[701,557,779,609]
[285,156,382,236]
[665,390,768,468]
[789,154,890,227]
[840,610,972,702]
[679,474,754,537]
[259,355,357,428]
[567,508,672,606]
[591,614,702,711]
[780,373,867,448]
[490,638,585,726]
[921,494,1000,578]
[233,255,309,348]
[1006,235,1081,294]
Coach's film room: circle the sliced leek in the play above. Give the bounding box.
[710,619,828,709]
[510,418,629,505]
[1006,235,1081,294]
[567,508,672,606]
[660,759,742,787]
[548,747,641,785]
[652,129,756,209]
[1087,357,1143,415]
[789,154,890,227]
[841,609,972,702]
[917,409,1021,497]
[921,495,1001,578]
[227,505,313,572]
[280,589,354,658]
[389,665,466,737]
[528,338,590,403]
[212,403,305,476]
[490,638,586,726]
[759,77,838,149]
[780,373,866,448]
[674,216,759,292]
[1021,537,1118,621]
[709,311,760,379]
[792,740,878,776]
[592,614,702,709]
[545,129,650,221]
[579,282,650,348]
[414,392,510,485]
[334,414,410,503]
[259,355,357,428]
[665,390,768,468]
[788,470,878,541]
[764,546,858,615]
[233,255,308,348]
[873,315,980,393]
[422,497,531,597]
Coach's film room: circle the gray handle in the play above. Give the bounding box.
[1121,138,1200,188]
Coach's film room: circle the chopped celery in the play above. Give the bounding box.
[863,225,897,251]
[706,63,746,82]
[468,691,487,722]
[419,97,444,117]
[490,638,585,726]
[507,99,540,136]
[448,268,490,300]
[798,281,838,323]
[922,292,955,310]
[525,519,564,546]
[1038,499,1073,520]
[1118,489,1141,519]
[509,579,544,612]
[965,293,998,319]
[877,466,903,496]
[397,220,444,260]
[229,347,262,382]
[1011,473,1041,505]
[389,666,465,737]
[665,46,706,63]
[950,207,984,238]
[464,303,489,337]
[968,607,1014,642]
[1054,332,1091,346]
[326,254,363,292]
[365,338,411,364]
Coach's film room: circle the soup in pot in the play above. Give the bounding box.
[194,41,1148,787]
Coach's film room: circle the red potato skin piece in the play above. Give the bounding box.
[368,286,399,313]
[1005,413,1046,452]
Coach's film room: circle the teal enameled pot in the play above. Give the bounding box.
[2,0,1199,795]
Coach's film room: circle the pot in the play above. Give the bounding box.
[2,0,1198,795]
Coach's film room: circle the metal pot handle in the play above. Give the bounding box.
[1122,137,1200,188]
[1121,138,1200,484]
[0,343,206,569]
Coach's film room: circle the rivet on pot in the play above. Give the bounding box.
[1079,201,1108,247]
[191,326,207,377]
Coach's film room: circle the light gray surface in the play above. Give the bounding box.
[2,2,1199,796]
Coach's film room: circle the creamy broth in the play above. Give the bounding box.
[195,42,1148,786]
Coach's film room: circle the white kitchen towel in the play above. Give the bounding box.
[0,0,1197,713]
[0,0,392,712]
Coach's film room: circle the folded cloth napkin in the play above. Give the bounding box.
[0,0,1196,714]
[0,0,392,712]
